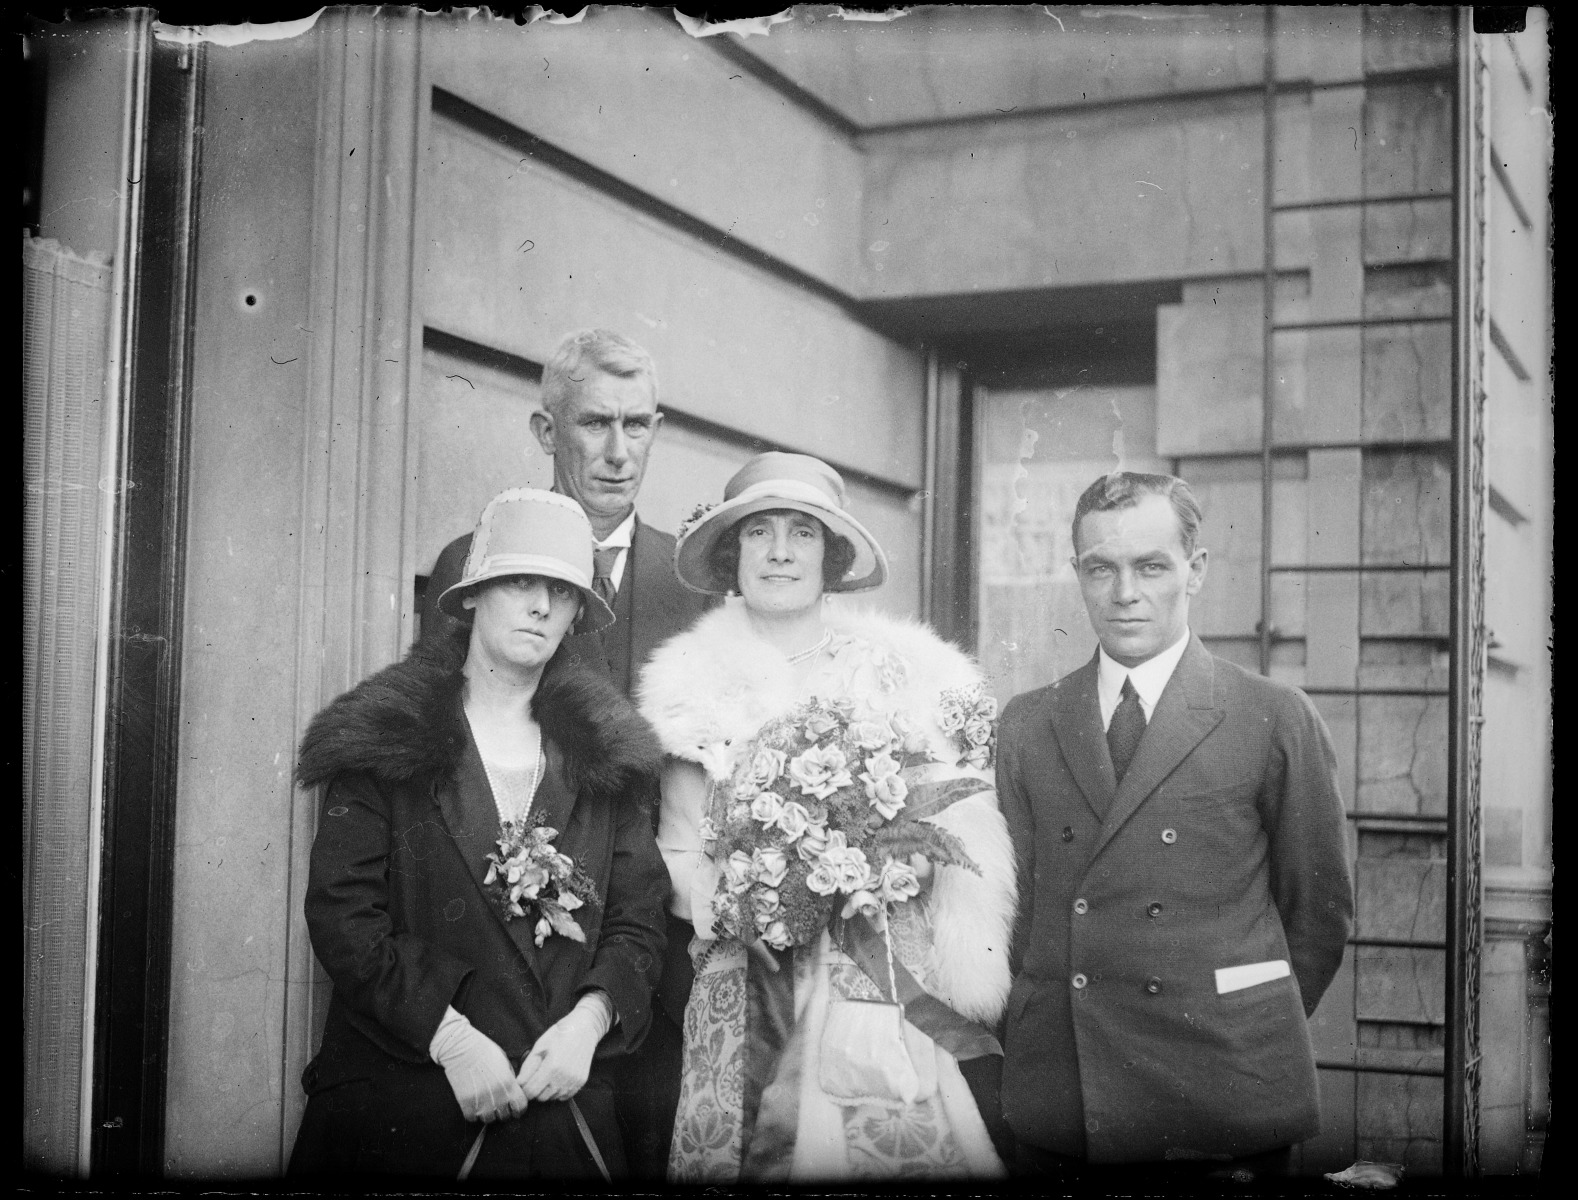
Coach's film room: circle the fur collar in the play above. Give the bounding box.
[296,631,662,804]
[637,599,987,774]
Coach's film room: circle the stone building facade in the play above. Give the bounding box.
[23,5,1549,1180]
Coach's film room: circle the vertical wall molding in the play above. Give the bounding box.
[921,353,970,649]
[279,7,425,1164]
[79,16,151,1175]
[1446,12,1487,1177]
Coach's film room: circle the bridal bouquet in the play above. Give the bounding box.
[701,696,981,950]
[484,820,599,947]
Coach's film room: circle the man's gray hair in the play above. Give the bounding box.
[1072,471,1204,556]
[540,328,658,417]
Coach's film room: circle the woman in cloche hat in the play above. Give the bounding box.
[638,453,1016,1182]
[289,489,668,1180]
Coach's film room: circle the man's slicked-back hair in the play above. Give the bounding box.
[539,328,658,418]
[1072,471,1204,556]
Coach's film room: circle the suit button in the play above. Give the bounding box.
[1148,902,1164,918]
[1061,826,1075,843]
[1073,898,1089,915]
[1160,828,1178,844]
[1072,973,1088,990]
[1145,977,1163,995]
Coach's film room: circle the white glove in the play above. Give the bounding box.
[517,991,613,1103]
[429,1006,527,1123]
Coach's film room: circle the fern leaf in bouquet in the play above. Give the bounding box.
[869,820,980,876]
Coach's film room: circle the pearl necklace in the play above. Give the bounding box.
[525,728,545,806]
[485,726,544,828]
[784,629,832,666]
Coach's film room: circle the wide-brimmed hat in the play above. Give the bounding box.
[674,452,888,595]
[436,488,616,631]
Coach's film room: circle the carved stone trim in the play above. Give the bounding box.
[279,8,425,1162]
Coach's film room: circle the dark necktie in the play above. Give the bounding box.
[1107,676,1146,784]
[592,546,620,609]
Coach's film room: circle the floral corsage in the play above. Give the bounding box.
[483,819,599,947]
[676,500,720,541]
[937,682,998,770]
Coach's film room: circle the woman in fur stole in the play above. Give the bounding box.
[639,453,1016,1182]
[289,490,668,1180]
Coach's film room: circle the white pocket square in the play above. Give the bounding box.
[1215,959,1290,994]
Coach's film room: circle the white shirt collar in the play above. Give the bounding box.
[593,511,636,593]
[595,510,636,552]
[1097,629,1191,730]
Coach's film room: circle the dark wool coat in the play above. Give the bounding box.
[287,633,668,1181]
[997,635,1352,1164]
[421,518,714,697]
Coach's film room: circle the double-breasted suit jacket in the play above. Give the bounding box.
[289,635,669,1178]
[996,634,1352,1164]
[422,518,712,697]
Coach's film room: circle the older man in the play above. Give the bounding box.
[996,471,1352,1184]
[422,329,709,695]
[420,328,711,1178]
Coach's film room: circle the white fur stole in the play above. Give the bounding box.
[637,599,1016,1023]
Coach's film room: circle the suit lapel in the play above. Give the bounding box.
[1049,656,1117,823]
[521,743,586,985]
[437,711,546,982]
[603,522,641,694]
[1090,635,1224,860]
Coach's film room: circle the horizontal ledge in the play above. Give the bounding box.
[1272,192,1450,212]
[1267,562,1452,573]
[429,87,885,337]
[857,79,1271,138]
[658,406,917,502]
[1350,937,1446,950]
[1299,686,1449,696]
[1271,315,1452,331]
[1173,439,1452,459]
[701,36,861,140]
[421,328,916,501]
[849,64,1456,139]
[1316,1059,1445,1078]
[423,326,541,382]
[1271,64,1457,94]
[1348,812,1448,825]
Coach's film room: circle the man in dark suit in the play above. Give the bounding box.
[419,328,711,1178]
[997,471,1352,1184]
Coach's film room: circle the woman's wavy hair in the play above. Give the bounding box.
[705,511,858,596]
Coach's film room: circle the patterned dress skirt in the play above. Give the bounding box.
[668,904,1006,1182]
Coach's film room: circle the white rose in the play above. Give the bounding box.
[775,800,812,841]
[849,719,896,751]
[724,850,754,894]
[806,862,840,895]
[760,920,794,950]
[750,791,785,826]
[877,858,922,904]
[844,888,884,922]
[750,746,788,788]
[753,846,789,888]
[797,823,830,862]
